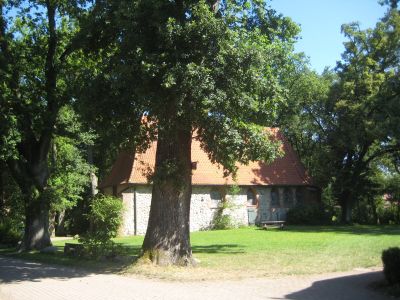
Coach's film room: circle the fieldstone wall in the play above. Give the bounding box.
[256,186,297,222]
[190,186,248,231]
[135,186,152,235]
[119,185,152,235]
[257,187,271,221]
[121,189,135,235]
[224,190,248,227]
[189,186,216,231]
[116,185,301,236]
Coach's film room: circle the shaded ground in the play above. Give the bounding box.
[0,256,394,300]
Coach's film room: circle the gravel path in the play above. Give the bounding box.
[0,256,392,300]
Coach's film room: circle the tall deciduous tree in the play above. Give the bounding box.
[0,1,90,250]
[278,68,336,188]
[326,3,400,222]
[82,0,300,265]
[281,2,400,223]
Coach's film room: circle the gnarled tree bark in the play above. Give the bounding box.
[141,122,195,266]
[8,159,52,250]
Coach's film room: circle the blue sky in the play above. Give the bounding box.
[270,0,387,73]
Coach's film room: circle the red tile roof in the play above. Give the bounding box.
[100,128,314,188]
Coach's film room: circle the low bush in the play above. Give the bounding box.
[286,204,333,225]
[78,238,126,259]
[211,200,235,230]
[382,247,400,285]
[378,204,400,225]
[212,214,233,230]
[78,194,124,259]
[0,220,22,246]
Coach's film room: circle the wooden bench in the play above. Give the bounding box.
[260,220,285,229]
[64,243,84,257]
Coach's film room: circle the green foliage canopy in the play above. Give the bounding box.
[280,3,400,222]
[80,0,302,176]
[0,0,94,249]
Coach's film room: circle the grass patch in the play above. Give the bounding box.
[1,225,400,280]
[189,225,400,277]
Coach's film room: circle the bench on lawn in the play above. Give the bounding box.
[260,220,285,229]
[64,243,84,257]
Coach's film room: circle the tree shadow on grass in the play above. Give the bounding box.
[259,225,400,236]
[117,241,245,255]
[283,271,390,300]
[192,244,245,254]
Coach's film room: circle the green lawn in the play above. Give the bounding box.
[1,225,400,280]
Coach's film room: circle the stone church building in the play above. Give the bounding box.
[100,129,320,235]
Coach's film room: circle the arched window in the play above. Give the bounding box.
[271,187,280,207]
[296,187,304,205]
[283,188,294,207]
[247,188,257,206]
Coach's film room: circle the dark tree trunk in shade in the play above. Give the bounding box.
[368,196,378,224]
[55,210,67,236]
[141,124,195,266]
[8,159,52,251]
[22,190,52,250]
[339,191,353,224]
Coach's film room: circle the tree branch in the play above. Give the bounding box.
[365,145,400,166]
[304,106,327,134]
[38,0,59,164]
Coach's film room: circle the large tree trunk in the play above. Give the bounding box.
[21,188,52,250]
[141,124,194,266]
[55,210,67,236]
[368,196,378,224]
[8,160,52,251]
[339,191,353,224]
[49,210,56,237]
[341,203,352,224]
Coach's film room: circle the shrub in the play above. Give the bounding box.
[78,194,124,259]
[78,238,126,259]
[377,204,400,225]
[286,204,332,225]
[382,247,400,285]
[352,199,379,225]
[0,220,22,246]
[213,214,233,230]
[211,200,235,230]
